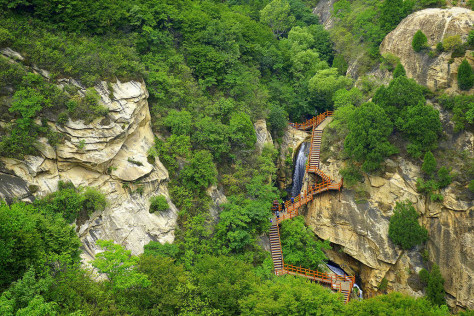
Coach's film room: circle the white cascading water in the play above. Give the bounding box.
[326,263,363,299]
[290,142,309,197]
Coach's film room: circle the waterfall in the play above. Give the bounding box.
[290,142,309,197]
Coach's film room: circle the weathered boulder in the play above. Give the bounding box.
[380,8,474,94]
[0,66,178,259]
[254,119,273,154]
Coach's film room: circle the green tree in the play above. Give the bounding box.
[240,277,345,315]
[393,62,406,78]
[164,110,192,135]
[267,104,288,138]
[373,76,425,122]
[379,0,411,33]
[458,59,474,91]
[228,111,257,150]
[397,103,442,158]
[92,240,151,291]
[345,292,449,315]
[149,195,169,213]
[260,0,296,38]
[344,102,396,172]
[426,264,446,306]
[308,67,352,107]
[412,30,428,52]
[388,201,428,250]
[279,216,330,268]
[422,151,437,177]
[180,150,218,192]
[192,255,259,315]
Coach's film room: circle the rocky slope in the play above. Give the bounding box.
[0,52,178,260]
[380,7,474,94]
[290,118,473,310]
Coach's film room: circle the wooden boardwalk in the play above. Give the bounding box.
[270,112,354,304]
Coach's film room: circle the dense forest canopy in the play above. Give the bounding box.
[0,0,472,314]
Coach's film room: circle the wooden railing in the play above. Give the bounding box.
[289,111,333,131]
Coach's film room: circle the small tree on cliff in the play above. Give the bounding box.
[412,30,428,52]
[393,63,406,78]
[426,264,446,306]
[457,59,474,91]
[388,201,428,250]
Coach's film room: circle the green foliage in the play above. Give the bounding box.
[144,242,179,259]
[180,150,217,192]
[388,201,428,250]
[426,264,446,306]
[152,135,191,173]
[339,163,363,186]
[0,201,81,288]
[192,255,259,315]
[332,54,348,75]
[308,68,352,107]
[164,110,192,136]
[92,240,151,291]
[332,87,362,132]
[34,181,106,223]
[345,292,449,315]
[373,76,425,122]
[442,35,462,51]
[260,0,296,38]
[379,0,412,33]
[279,216,330,268]
[344,102,396,172]
[149,195,169,213]
[412,30,428,52]
[240,276,345,315]
[267,104,288,138]
[393,63,406,78]
[229,111,257,150]
[437,94,474,132]
[378,277,389,291]
[458,59,474,91]
[422,151,437,177]
[419,268,430,285]
[437,166,452,189]
[469,179,474,193]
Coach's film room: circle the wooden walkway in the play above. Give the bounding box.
[270,111,354,304]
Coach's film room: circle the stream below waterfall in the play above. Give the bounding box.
[326,262,363,299]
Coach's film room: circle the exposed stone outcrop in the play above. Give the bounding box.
[0,61,178,259]
[302,124,474,310]
[380,8,474,94]
[313,0,337,30]
[254,119,273,154]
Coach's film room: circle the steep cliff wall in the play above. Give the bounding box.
[380,8,474,93]
[300,121,473,310]
[0,59,178,260]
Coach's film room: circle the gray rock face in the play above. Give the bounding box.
[305,149,473,310]
[254,119,273,154]
[380,8,474,94]
[0,65,178,259]
[313,0,337,30]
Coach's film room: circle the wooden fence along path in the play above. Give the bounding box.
[269,111,354,304]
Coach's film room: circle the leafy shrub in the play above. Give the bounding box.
[0,28,12,47]
[388,201,428,250]
[426,264,446,306]
[422,151,437,177]
[419,268,429,285]
[412,30,428,52]
[437,166,452,188]
[469,180,474,193]
[149,195,169,213]
[436,42,444,52]
[392,63,406,78]
[437,94,474,131]
[458,59,474,91]
[164,110,192,136]
[344,102,396,172]
[143,241,179,258]
[68,88,108,124]
[83,187,107,214]
[340,163,363,186]
[180,150,217,192]
[442,35,462,51]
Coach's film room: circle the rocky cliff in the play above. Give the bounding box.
[298,118,473,310]
[380,8,474,94]
[0,55,178,260]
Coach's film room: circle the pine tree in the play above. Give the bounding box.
[426,264,446,306]
[393,63,406,78]
[412,30,427,52]
[457,59,473,91]
[421,151,436,177]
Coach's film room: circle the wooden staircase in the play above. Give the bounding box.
[269,222,284,273]
[268,111,355,304]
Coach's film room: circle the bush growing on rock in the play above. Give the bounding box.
[392,63,406,78]
[412,30,428,52]
[388,201,428,250]
[457,59,474,91]
[149,195,169,213]
[426,264,446,306]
